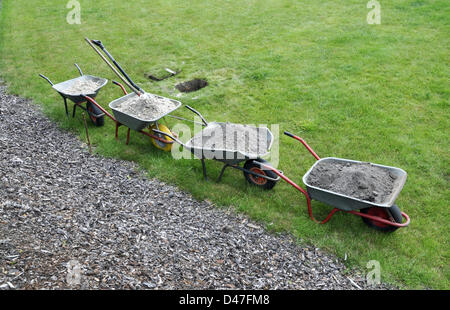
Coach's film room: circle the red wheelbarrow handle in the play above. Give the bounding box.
[348,210,411,227]
[82,95,116,122]
[112,80,128,96]
[82,80,128,122]
[284,131,321,161]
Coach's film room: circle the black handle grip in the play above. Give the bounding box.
[91,40,104,49]
[284,131,295,138]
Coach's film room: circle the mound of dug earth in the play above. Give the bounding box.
[63,79,104,95]
[189,123,269,156]
[115,93,179,120]
[306,160,397,204]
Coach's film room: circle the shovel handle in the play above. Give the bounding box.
[85,37,141,96]
[165,68,177,75]
[91,40,105,49]
[89,38,142,93]
[39,74,54,86]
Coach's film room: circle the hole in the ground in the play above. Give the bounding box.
[175,79,208,93]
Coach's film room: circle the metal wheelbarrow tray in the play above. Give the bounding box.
[154,105,280,190]
[109,92,182,132]
[303,157,407,212]
[51,75,107,104]
[258,131,411,232]
[186,122,274,163]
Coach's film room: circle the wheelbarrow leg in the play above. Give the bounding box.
[126,128,131,145]
[115,122,120,140]
[72,103,77,118]
[217,163,230,182]
[63,97,69,116]
[201,159,208,181]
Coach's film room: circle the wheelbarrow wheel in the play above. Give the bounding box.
[243,158,277,190]
[150,124,173,152]
[360,205,403,232]
[86,101,104,127]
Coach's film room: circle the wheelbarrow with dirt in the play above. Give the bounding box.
[154,105,281,190]
[39,63,108,126]
[258,131,411,232]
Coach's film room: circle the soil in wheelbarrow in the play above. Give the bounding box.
[190,123,269,156]
[115,93,178,120]
[306,160,397,204]
[63,80,104,96]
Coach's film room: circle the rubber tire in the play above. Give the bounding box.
[360,205,403,232]
[150,124,173,152]
[86,101,104,127]
[243,158,278,190]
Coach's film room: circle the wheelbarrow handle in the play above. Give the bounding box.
[152,129,184,146]
[39,74,54,86]
[284,131,320,161]
[284,131,295,138]
[112,80,128,95]
[81,95,116,122]
[74,63,83,76]
[251,160,284,177]
[185,105,208,126]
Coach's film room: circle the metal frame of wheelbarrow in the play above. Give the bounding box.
[255,131,411,230]
[39,63,108,125]
[153,105,281,189]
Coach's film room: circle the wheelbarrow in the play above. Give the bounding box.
[81,81,179,149]
[153,105,281,190]
[39,63,108,126]
[84,38,181,151]
[257,131,411,232]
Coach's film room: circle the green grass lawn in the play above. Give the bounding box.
[0,0,448,289]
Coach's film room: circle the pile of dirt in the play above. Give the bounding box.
[190,123,269,156]
[63,79,103,95]
[306,160,397,203]
[114,93,179,120]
